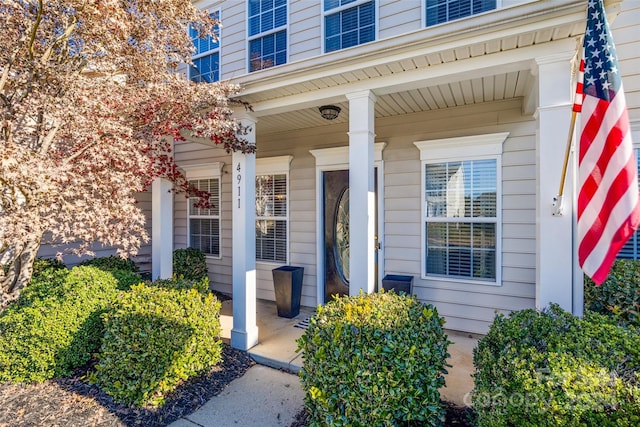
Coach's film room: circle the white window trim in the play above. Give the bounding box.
[321,0,379,54]
[189,8,222,82]
[421,0,503,29]
[414,132,508,286]
[183,162,223,259]
[255,156,292,265]
[246,0,289,73]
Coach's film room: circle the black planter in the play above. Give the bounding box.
[272,266,304,318]
[382,274,413,295]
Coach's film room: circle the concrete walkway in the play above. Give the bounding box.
[169,365,303,427]
[169,299,479,427]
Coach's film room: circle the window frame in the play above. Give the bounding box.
[415,133,508,286]
[184,163,223,259]
[188,9,221,83]
[322,0,377,54]
[255,156,292,265]
[618,144,640,259]
[246,0,289,73]
[422,0,500,28]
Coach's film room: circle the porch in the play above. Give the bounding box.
[218,298,479,407]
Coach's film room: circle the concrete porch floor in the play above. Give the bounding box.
[219,298,478,407]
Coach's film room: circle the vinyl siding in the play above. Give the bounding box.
[376,98,536,334]
[174,141,234,295]
[289,0,322,62]
[36,191,153,271]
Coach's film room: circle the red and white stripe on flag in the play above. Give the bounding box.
[577,0,640,285]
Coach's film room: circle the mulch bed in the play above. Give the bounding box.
[0,345,254,427]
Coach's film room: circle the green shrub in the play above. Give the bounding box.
[80,255,140,273]
[297,291,450,426]
[173,248,208,282]
[90,283,222,407]
[584,259,640,327]
[473,305,640,426]
[79,256,142,290]
[0,266,119,383]
[151,275,210,294]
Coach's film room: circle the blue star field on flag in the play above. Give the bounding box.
[582,0,621,101]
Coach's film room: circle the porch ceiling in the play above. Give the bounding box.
[233,0,621,136]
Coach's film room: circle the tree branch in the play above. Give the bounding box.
[28,0,44,61]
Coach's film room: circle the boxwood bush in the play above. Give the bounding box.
[90,283,222,407]
[584,259,640,327]
[151,275,210,294]
[0,266,119,383]
[79,255,142,290]
[473,305,640,426]
[297,291,450,426]
[173,248,208,282]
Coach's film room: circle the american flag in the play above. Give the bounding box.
[575,0,640,285]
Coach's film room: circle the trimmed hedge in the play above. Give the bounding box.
[173,248,208,282]
[297,291,450,426]
[584,259,640,327]
[0,266,119,383]
[151,275,210,294]
[473,305,640,426]
[80,256,142,290]
[90,283,222,407]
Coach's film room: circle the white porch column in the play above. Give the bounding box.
[151,178,173,280]
[535,52,578,312]
[231,112,259,350]
[347,90,376,296]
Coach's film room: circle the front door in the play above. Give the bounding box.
[323,169,378,303]
[323,170,350,302]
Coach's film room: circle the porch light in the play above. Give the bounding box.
[319,105,341,120]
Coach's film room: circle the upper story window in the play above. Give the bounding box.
[415,133,507,285]
[189,11,220,83]
[426,0,496,27]
[324,0,375,53]
[248,0,287,72]
[255,156,292,263]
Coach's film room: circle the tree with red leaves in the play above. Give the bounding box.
[0,0,254,307]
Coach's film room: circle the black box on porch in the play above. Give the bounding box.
[272,266,304,318]
[382,274,413,295]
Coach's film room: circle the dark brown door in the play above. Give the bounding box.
[323,170,350,303]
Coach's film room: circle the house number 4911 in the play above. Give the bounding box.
[236,163,242,209]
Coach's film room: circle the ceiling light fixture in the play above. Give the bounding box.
[319,105,341,120]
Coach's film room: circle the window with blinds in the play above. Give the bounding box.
[256,174,288,263]
[248,0,287,72]
[189,11,220,83]
[188,178,221,257]
[618,148,640,259]
[324,0,375,53]
[426,0,496,27]
[424,159,497,281]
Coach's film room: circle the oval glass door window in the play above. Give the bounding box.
[334,188,349,284]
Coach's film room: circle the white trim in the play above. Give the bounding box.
[414,132,509,161]
[256,155,293,175]
[182,162,223,180]
[310,142,385,167]
[322,0,378,54]
[415,133,507,286]
[185,175,222,260]
[310,143,386,304]
[189,8,221,82]
[246,0,290,73]
[255,156,292,264]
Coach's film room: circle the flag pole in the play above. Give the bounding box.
[553,110,577,216]
[553,37,583,217]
